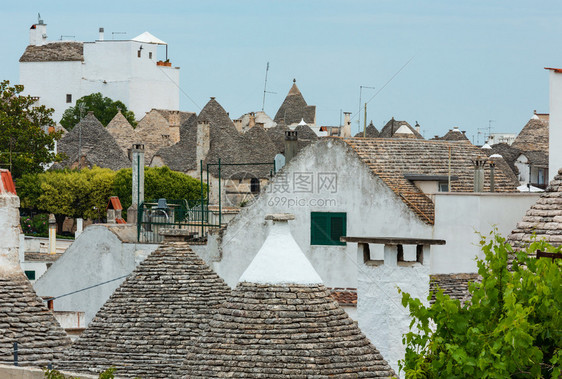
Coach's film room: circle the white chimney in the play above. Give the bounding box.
[29,21,47,46]
[99,27,105,41]
[342,112,351,138]
[0,170,21,274]
[547,68,562,182]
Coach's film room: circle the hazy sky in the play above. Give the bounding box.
[2,1,562,143]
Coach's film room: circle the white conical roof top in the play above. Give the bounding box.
[298,118,307,126]
[132,31,167,45]
[239,214,323,285]
[481,143,492,149]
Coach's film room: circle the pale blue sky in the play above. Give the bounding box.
[2,1,562,142]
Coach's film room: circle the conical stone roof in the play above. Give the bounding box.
[56,112,130,170]
[273,80,316,126]
[106,110,136,155]
[508,168,562,249]
[58,242,231,378]
[0,169,71,367]
[182,214,395,378]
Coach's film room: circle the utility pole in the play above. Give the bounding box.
[261,62,276,112]
[358,85,375,135]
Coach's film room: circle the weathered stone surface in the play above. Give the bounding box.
[181,282,395,378]
[0,273,71,368]
[58,242,231,378]
[430,273,480,304]
[508,172,562,249]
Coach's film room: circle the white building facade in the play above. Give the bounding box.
[20,20,179,123]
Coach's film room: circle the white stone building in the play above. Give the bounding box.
[19,19,179,122]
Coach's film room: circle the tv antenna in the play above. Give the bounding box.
[261,62,276,111]
[112,31,126,40]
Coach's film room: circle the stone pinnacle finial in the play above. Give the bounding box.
[293,78,296,83]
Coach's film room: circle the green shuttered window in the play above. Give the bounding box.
[311,212,347,245]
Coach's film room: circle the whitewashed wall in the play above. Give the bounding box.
[358,244,432,376]
[34,225,158,325]
[549,70,562,182]
[432,192,540,274]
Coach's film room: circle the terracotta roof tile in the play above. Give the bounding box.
[329,287,358,306]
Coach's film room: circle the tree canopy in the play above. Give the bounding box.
[17,166,205,232]
[0,80,62,178]
[60,92,136,130]
[399,232,561,378]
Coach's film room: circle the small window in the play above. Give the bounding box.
[138,50,141,58]
[250,178,260,194]
[149,52,153,59]
[438,181,448,192]
[66,94,72,103]
[25,270,36,280]
[311,212,346,246]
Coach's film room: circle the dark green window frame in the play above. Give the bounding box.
[310,212,347,246]
[24,270,36,280]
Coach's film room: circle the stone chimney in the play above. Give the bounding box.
[284,130,298,164]
[249,112,256,129]
[99,27,104,41]
[127,144,145,224]
[0,170,21,274]
[196,120,211,165]
[29,19,47,46]
[233,119,243,133]
[472,157,487,192]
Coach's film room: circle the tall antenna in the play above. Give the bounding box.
[262,62,271,111]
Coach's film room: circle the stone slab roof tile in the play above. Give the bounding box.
[56,113,130,171]
[343,138,518,224]
[379,119,423,139]
[58,242,231,378]
[0,273,71,367]
[355,122,380,138]
[19,42,84,62]
[508,168,562,249]
[430,273,480,304]
[273,82,316,125]
[511,118,549,153]
[182,282,395,378]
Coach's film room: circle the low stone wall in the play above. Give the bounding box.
[0,364,98,379]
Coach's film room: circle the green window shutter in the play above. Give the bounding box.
[24,270,36,280]
[330,214,346,245]
[311,212,347,246]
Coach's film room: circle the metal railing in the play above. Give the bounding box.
[137,199,221,243]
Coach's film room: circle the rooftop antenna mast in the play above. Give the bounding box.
[261,62,276,111]
[112,31,126,40]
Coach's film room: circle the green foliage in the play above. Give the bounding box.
[20,213,49,235]
[0,80,62,178]
[399,232,562,378]
[112,166,206,212]
[43,366,117,378]
[60,92,136,130]
[17,167,117,231]
[17,166,206,226]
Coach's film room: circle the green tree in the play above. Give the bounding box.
[112,166,205,212]
[399,232,562,378]
[17,167,117,232]
[60,92,136,130]
[0,80,62,178]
